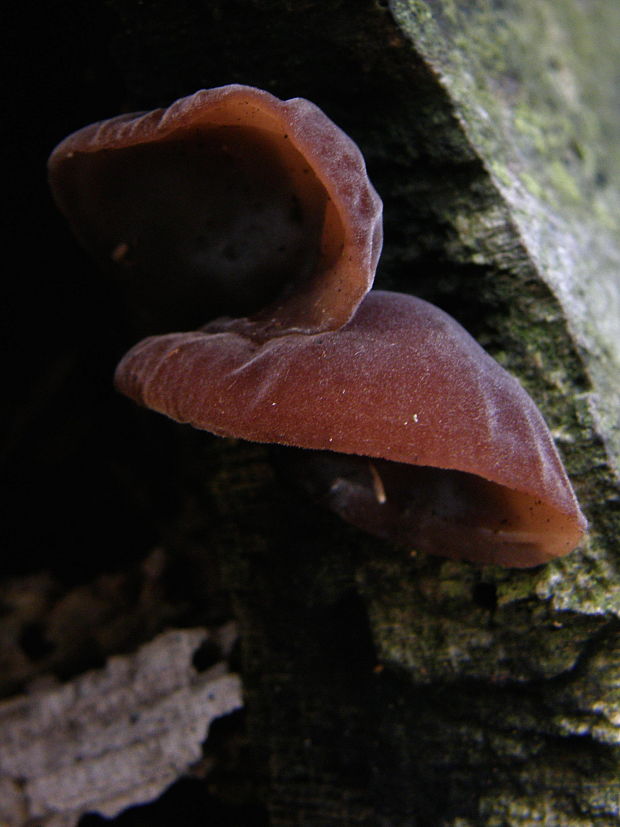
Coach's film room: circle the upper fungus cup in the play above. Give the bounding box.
[48,85,382,337]
[115,290,587,568]
[49,85,587,568]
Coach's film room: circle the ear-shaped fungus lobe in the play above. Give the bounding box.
[115,290,586,567]
[48,85,382,335]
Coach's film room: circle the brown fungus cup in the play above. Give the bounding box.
[48,85,383,336]
[115,291,587,568]
[50,86,586,566]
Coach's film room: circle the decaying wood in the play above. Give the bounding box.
[0,626,242,827]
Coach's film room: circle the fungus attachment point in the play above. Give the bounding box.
[48,85,382,336]
[115,290,587,568]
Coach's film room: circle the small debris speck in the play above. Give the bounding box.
[111,241,130,263]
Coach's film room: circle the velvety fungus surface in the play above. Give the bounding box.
[115,290,587,567]
[48,85,383,336]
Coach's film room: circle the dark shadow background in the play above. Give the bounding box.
[6,0,397,584]
[6,2,143,583]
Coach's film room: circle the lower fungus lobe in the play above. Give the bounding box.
[293,451,580,567]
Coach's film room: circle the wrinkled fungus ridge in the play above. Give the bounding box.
[48,85,383,336]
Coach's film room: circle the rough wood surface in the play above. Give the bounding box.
[0,627,242,827]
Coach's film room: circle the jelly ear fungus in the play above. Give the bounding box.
[49,85,587,567]
[115,290,587,568]
[48,85,382,336]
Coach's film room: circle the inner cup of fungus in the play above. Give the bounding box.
[48,85,382,336]
[115,290,587,568]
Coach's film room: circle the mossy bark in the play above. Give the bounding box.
[11,0,620,824]
[197,3,619,823]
